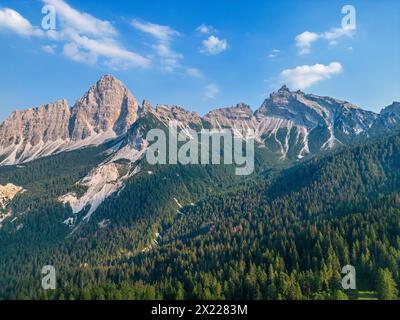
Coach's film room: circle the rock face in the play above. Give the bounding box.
[70,75,139,141]
[2,76,399,227]
[44,83,398,223]
[0,183,23,209]
[371,102,400,132]
[0,75,139,165]
[153,104,203,129]
[202,87,381,159]
[204,103,256,127]
[0,100,71,165]
[253,86,379,157]
[1,77,399,166]
[381,101,400,117]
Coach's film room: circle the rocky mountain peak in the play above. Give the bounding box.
[153,104,202,127]
[0,75,142,165]
[70,75,139,140]
[277,85,291,93]
[202,103,256,130]
[264,85,298,110]
[207,103,253,120]
[381,101,400,116]
[155,104,170,115]
[0,78,398,166]
[139,100,154,117]
[142,100,153,111]
[0,99,71,155]
[235,102,253,112]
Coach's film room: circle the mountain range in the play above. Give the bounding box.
[1,74,399,230]
[0,75,399,300]
[1,75,399,166]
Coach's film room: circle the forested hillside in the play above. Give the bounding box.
[0,132,399,300]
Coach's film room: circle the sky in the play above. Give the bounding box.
[0,0,399,121]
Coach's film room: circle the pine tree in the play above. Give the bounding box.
[376,268,398,300]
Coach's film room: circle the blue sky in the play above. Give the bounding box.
[0,0,399,121]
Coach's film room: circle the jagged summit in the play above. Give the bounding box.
[140,99,153,114]
[0,75,139,165]
[152,104,202,128]
[0,76,399,165]
[71,75,139,139]
[368,101,400,132]
[381,101,400,115]
[0,99,72,164]
[277,84,291,93]
[205,103,253,121]
[207,102,252,113]
[97,74,120,82]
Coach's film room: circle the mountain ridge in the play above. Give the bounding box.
[0,75,138,165]
[0,75,399,166]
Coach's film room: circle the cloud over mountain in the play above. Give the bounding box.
[280,62,343,89]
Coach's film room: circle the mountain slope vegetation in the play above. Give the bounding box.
[0,132,399,300]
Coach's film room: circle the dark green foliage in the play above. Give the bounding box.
[376,268,398,300]
[0,133,399,300]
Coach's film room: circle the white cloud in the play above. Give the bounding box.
[43,0,116,37]
[186,68,203,78]
[131,19,202,77]
[1,1,204,72]
[63,42,96,64]
[280,62,343,90]
[152,43,183,71]
[0,8,44,37]
[42,44,57,54]
[323,25,355,42]
[201,35,228,55]
[65,32,150,67]
[295,31,319,55]
[268,49,281,58]
[132,19,183,72]
[295,25,356,55]
[0,2,150,69]
[131,19,179,43]
[61,36,149,68]
[203,83,220,99]
[42,0,150,68]
[196,24,216,34]
[152,43,181,58]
